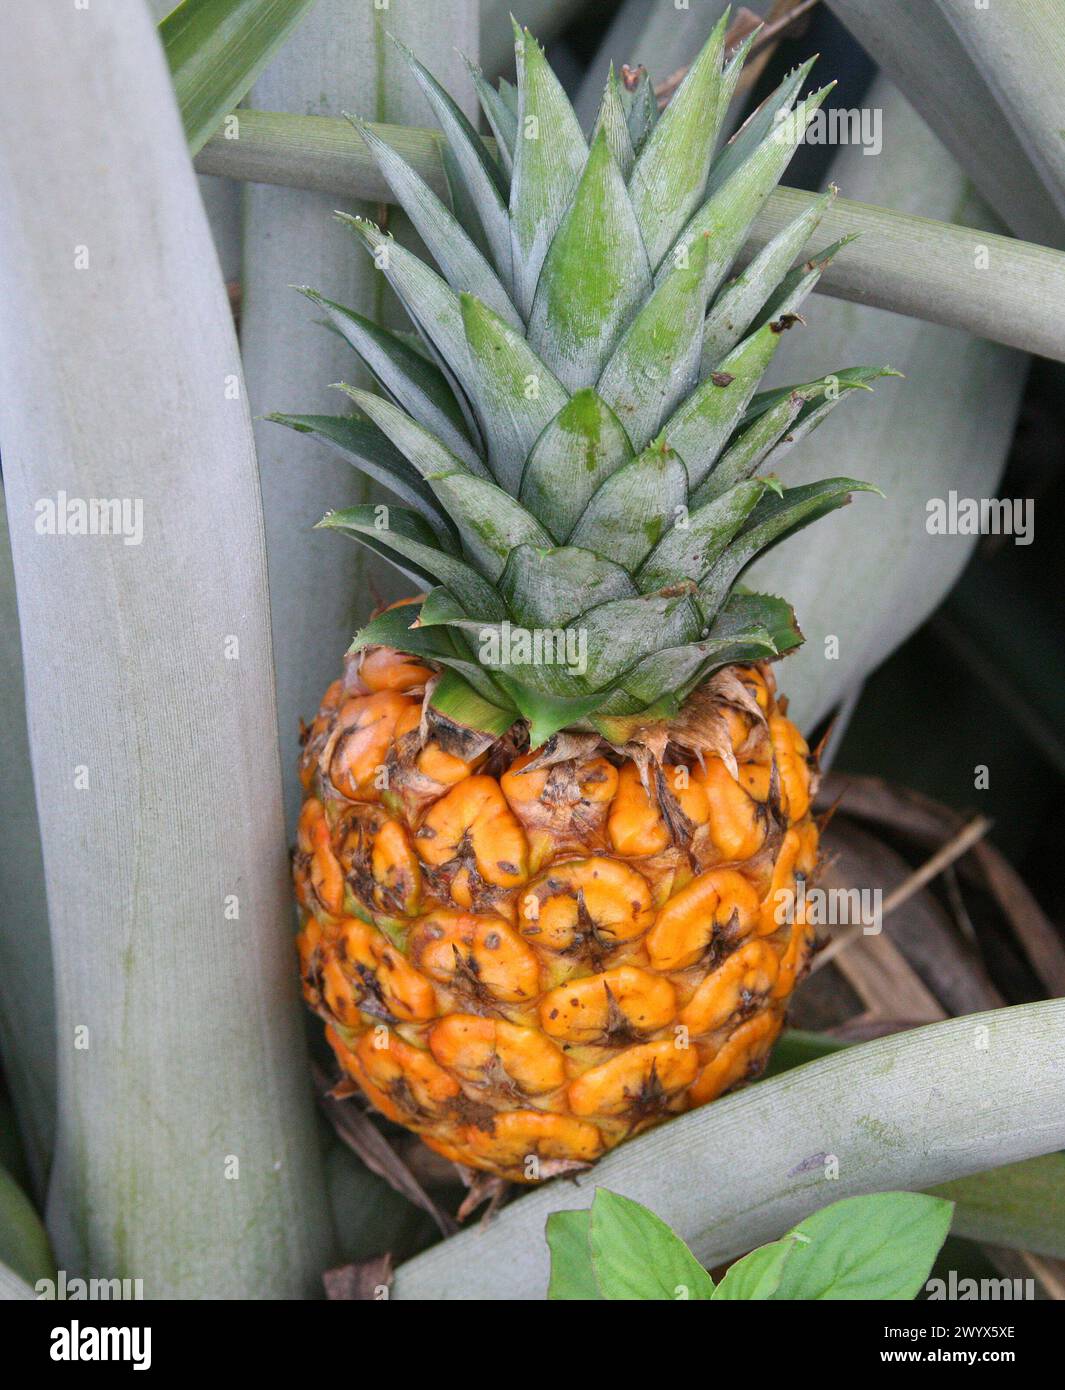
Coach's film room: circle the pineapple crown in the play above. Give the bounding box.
[271,11,893,748]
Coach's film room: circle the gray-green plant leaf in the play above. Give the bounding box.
[637,479,770,592]
[568,442,688,570]
[500,545,637,628]
[519,389,633,543]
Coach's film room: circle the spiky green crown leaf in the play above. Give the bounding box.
[273,14,893,747]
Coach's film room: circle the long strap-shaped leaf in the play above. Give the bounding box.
[705,57,817,197]
[392,1000,1065,1299]
[337,384,491,481]
[160,0,318,155]
[463,54,517,177]
[590,65,636,180]
[430,472,553,582]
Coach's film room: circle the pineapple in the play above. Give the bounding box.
[276,16,891,1183]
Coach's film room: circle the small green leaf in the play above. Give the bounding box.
[660,84,835,303]
[711,1238,793,1301]
[590,65,636,179]
[335,384,491,481]
[588,1190,715,1301]
[577,593,702,691]
[690,394,805,506]
[770,1193,954,1300]
[428,471,553,582]
[428,668,518,739]
[160,0,317,156]
[705,57,817,197]
[546,1210,600,1301]
[319,505,505,619]
[519,390,633,543]
[620,627,777,705]
[462,54,517,176]
[698,478,881,619]
[509,24,588,317]
[701,188,835,369]
[528,129,652,392]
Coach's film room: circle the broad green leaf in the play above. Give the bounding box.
[568,441,688,569]
[318,506,505,620]
[590,65,636,180]
[770,1193,953,1300]
[705,57,817,197]
[577,593,702,690]
[336,384,491,482]
[528,130,652,392]
[267,411,456,545]
[661,318,784,491]
[597,233,712,453]
[690,395,804,507]
[628,11,729,270]
[659,85,834,300]
[699,478,881,619]
[349,118,520,328]
[588,1190,715,1301]
[462,55,517,176]
[499,545,637,628]
[292,289,476,467]
[160,0,317,155]
[701,188,835,369]
[711,1238,793,1301]
[459,294,568,494]
[394,39,512,284]
[320,513,435,592]
[429,472,553,582]
[546,1210,600,1301]
[509,23,588,317]
[519,390,634,543]
[428,668,517,739]
[637,478,770,592]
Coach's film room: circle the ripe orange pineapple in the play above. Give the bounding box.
[295,640,819,1180]
[277,20,888,1181]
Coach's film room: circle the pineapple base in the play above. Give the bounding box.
[295,645,818,1183]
